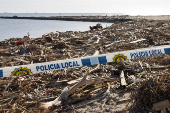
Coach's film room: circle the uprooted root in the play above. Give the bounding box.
[40,71,117,112]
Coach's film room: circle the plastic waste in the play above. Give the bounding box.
[17,41,23,45]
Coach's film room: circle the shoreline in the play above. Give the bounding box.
[1,15,170,22]
[0,16,133,23]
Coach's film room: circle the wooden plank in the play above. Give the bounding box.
[120,70,127,86]
[153,100,170,111]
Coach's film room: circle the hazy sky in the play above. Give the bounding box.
[0,0,170,15]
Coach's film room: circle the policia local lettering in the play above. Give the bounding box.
[36,61,80,72]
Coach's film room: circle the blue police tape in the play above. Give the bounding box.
[0,45,170,77]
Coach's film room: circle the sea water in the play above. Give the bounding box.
[0,13,115,41]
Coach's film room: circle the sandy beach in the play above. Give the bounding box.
[0,16,170,113]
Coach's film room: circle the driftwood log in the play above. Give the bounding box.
[40,71,118,110]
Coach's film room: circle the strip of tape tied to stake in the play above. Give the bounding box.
[1,45,170,77]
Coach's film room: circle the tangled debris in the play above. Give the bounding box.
[130,74,170,112]
[0,18,170,112]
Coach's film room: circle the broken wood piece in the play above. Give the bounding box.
[23,101,37,107]
[0,80,11,85]
[89,50,101,73]
[93,50,99,56]
[3,83,11,93]
[115,109,129,113]
[101,82,111,98]
[67,78,82,85]
[63,92,91,105]
[0,94,23,103]
[161,108,167,113]
[94,37,100,44]
[38,96,58,102]
[49,53,62,58]
[151,65,167,70]
[167,107,170,112]
[73,44,91,49]
[153,100,170,111]
[55,80,68,84]
[105,42,114,48]
[116,98,131,104]
[13,57,30,64]
[89,64,101,74]
[130,38,146,43]
[120,70,127,87]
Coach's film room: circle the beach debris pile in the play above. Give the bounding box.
[0,19,170,112]
[89,23,103,30]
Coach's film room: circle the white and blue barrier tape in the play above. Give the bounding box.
[0,45,170,77]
